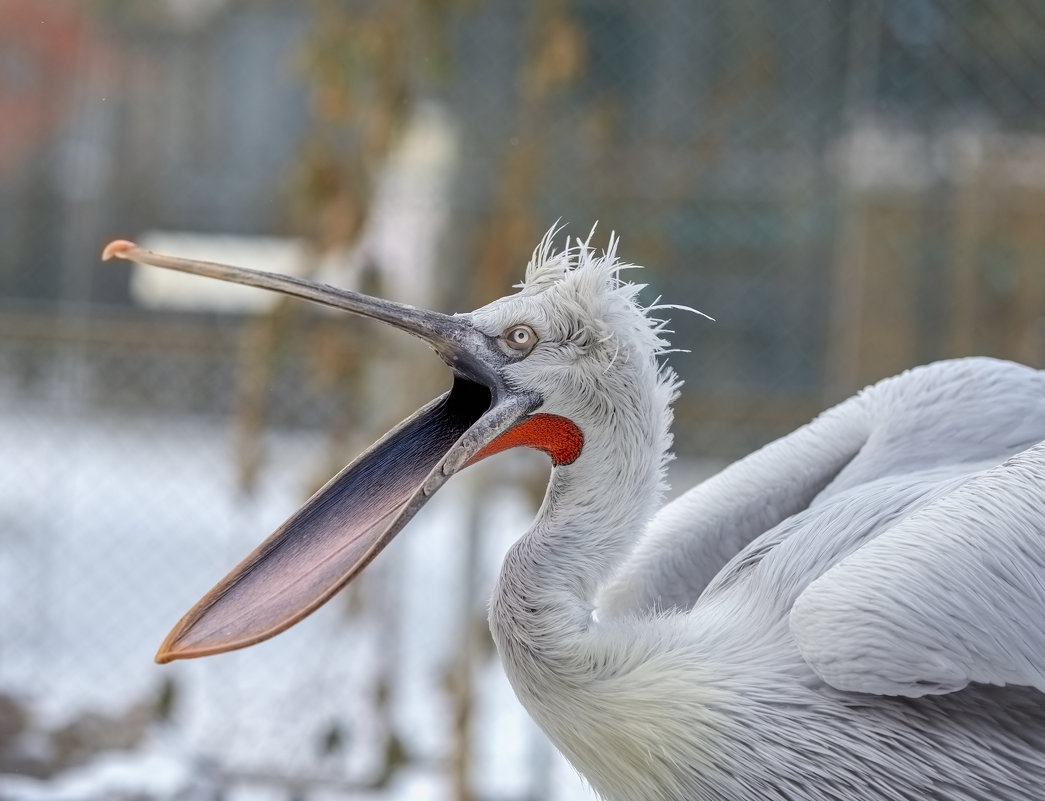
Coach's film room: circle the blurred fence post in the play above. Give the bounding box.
[447,471,484,801]
[947,137,985,359]
[826,0,882,400]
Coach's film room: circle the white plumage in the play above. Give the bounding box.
[475,232,1045,800]
[108,229,1045,801]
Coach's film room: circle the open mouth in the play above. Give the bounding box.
[155,375,495,662]
[102,240,545,662]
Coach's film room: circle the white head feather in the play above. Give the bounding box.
[470,225,683,505]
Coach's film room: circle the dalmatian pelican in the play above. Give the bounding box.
[103,230,1045,800]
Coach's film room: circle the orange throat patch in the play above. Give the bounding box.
[467,413,584,467]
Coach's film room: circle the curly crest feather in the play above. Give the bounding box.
[522,226,676,355]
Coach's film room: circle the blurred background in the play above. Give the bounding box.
[2,1,1044,799]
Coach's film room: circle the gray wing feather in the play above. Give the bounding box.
[598,394,870,616]
[791,440,1045,697]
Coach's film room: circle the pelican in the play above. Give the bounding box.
[103,230,1045,801]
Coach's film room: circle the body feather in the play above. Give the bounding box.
[480,231,1045,800]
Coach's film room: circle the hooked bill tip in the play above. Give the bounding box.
[154,647,177,665]
[101,239,138,261]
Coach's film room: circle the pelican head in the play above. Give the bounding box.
[102,228,681,663]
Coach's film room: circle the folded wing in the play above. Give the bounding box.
[791,440,1045,697]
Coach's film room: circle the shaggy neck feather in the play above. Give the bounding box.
[489,383,669,681]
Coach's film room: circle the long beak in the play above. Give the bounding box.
[102,240,496,383]
[102,240,541,662]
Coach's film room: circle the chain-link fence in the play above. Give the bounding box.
[2,2,1045,799]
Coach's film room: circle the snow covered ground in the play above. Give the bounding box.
[0,391,597,801]
[0,386,722,801]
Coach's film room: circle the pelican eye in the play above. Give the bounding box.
[502,324,538,354]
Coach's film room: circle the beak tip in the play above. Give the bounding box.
[155,625,192,664]
[102,239,137,261]
[154,648,175,665]
[155,633,183,663]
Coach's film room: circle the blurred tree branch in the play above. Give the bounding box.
[234,0,457,495]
